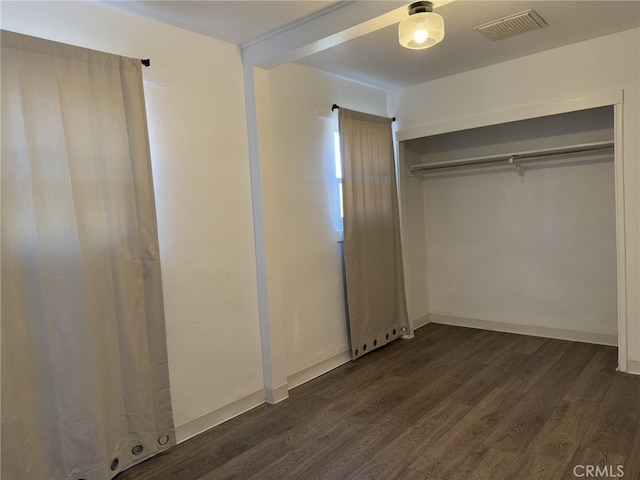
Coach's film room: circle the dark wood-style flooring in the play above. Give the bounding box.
[116,323,640,480]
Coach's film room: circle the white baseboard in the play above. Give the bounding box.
[175,314,629,444]
[175,351,350,444]
[264,384,289,404]
[627,359,640,375]
[287,350,351,390]
[175,389,265,443]
[430,313,618,347]
[411,314,430,331]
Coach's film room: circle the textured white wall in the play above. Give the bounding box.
[423,155,617,336]
[1,1,264,434]
[404,108,617,338]
[260,63,388,378]
[391,28,640,368]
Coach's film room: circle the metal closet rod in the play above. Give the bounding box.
[409,141,614,174]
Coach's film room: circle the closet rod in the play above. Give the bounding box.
[409,141,614,174]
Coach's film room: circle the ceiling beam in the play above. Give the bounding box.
[242,0,456,69]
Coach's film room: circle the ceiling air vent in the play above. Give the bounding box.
[475,9,547,41]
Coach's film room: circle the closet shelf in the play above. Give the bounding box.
[409,140,614,175]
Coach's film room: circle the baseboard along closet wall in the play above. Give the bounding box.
[400,106,618,347]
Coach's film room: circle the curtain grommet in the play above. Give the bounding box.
[132,444,144,456]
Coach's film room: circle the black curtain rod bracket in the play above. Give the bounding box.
[332,104,395,122]
[141,59,151,67]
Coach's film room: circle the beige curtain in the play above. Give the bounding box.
[1,31,175,479]
[339,108,411,359]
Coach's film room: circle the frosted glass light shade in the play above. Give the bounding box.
[398,12,444,49]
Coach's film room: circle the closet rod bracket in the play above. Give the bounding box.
[509,157,525,180]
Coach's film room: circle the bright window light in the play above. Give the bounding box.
[333,130,344,230]
[334,132,342,179]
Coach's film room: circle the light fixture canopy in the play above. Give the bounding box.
[398,1,445,50]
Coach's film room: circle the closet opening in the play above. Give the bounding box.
[398,104,627,370]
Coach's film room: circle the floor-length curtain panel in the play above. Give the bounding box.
[339,108,410,359]
[1,31,175,479]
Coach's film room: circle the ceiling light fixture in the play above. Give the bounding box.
[398,1,444,50]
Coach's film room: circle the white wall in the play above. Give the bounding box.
[405,108,617,341]
[391,28,640,370]
[257,63,388,382]
[422,154,617,338]
[1,1,264,439]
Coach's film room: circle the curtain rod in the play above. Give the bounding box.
[332,104,396,122]
[141,59,150,67]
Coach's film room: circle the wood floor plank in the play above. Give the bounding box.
[296,361,485,480]
[393,467,428,480]
[197,406,365,480]
[509,334,549,355]
[449,329,521,366]
[407,386,525,479]
[575,372,640,456]
[397,360,487,420]
[484,342,598,454]
[116,325,638,480]
[445,351,529,407]
[503,447,570,480]
[532,349,617,459]
[290,411,414,480]
[386,326,486,377]
[344,400,473,480]
[425,328,506,368]
[503,359,615,480]
[243,419,367,480]
[499,340,574,395]
[560,447,626,480]
[529,338,574,360]
[622,421,640,480]
[112,401,278,479]
[447,447,518,480]
[140,394,329,480]
[308,324,465,401]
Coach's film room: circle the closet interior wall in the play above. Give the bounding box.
[401,106,617,344]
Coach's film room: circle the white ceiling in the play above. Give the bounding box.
[102,0,640,90]
[100,0,343,46]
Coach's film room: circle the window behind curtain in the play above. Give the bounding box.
[1,30,175,480]
[334,129,344,238]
